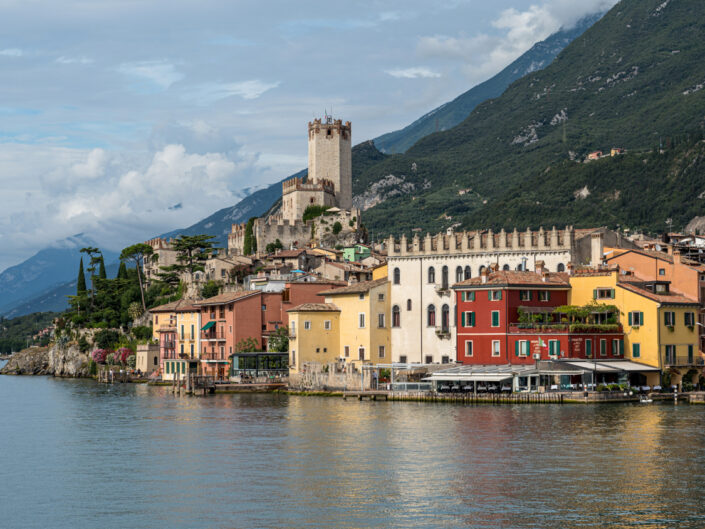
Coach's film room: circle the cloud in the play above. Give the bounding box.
[0,48,23,57]
[184,80,280,103]
[55,56,93,64]
[386,67,441,79]
[117,60,184,91]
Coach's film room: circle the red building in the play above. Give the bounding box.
[454,266,624,365]
[194,280,345,380]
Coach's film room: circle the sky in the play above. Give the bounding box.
[0,0,617,271]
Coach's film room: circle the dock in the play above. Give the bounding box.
[343,390,390,401]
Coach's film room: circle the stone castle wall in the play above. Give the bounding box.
[308,118,352,211]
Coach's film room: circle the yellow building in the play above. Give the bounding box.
[287,303,341,374]
[175,305,201,361]
[372,263,388,281]
[569,268,700,385]
[319,278,390,369]
[151,301,178,340]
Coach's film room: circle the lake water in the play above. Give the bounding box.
[1,369,705,528]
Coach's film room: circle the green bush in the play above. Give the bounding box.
[302,204,329,222]
[132,326,153,341]
[94,329,120,349]
[201,280,220,299]
[332,221,343,235]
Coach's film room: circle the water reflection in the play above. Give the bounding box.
[1,376,705,528]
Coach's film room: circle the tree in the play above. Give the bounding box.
[120,243,154,313]
[243,217,257,255]
[80,247,102,308]
[235,337,261,352]
[172,234,217,279]
[265,238,284,254]
[98,256,107,279]
[156,264,181,291]
[117,261,128,280]
[201,280,220,299]
[332,221,343,235]
[77,258,87,295]
[268,326,289,352]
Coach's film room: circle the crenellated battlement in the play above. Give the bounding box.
[145,237,173,250]
[308,118,351,140]
[282,176,336,196]
[386,227,575,257]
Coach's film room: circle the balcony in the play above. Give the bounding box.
[201,331,226,341]
[435,326,451,339]
[289,329,296,339]
[664,355,704,367]
[435,284,451,296]
[509,323,622,334]
[201,352,228,362]
[161,340,176,349]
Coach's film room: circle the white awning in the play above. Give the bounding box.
[597,361,660,372]
[424,374,514,382]
[563,361,620,373]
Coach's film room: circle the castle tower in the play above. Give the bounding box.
[307,116,352,210]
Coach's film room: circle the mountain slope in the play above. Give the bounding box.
[0,234,117,315]
[357,0,705,236]
[373,13,602,154]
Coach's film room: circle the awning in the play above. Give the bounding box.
[595,361,660,372]
[425,374,514,382]
[562,361,620,373]
[201,321,216,331]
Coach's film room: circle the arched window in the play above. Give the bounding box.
[428,266,436,283]
[393,267,401,285]
[557,263,566,272]
[502,264,510,271]
[479,265,486,275]
[464,266,471,280]
[407,299,412,311]
[427,305,436,327]
[441,304,450,331]
[456,266,463,283]
[392,305,401,327]
[442,266,449,289]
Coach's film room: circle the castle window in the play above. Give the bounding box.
[392,305,400,327]
[456,266,463,283]
[407,299,412,311]
[464,266,471,280]
[310,198,315,203]
[502,264,510,271]
[393,267,400,285]
[427,305,436,327]
[428,266,435,284]
[441,266,449,290]
[557,263,565,272]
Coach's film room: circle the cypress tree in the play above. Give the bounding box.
[98,256,107,279]
[77,258,87,294]
[117,261,128,279]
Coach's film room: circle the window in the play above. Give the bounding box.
[153,356,158,366]
[219,307,225,318]
[612,339,619,356]
[441,266,449,289]
[519,290,532,301]
[180,325,184,340]
[549,339,560,357]
[502,264,510,271]
[628,311,644,326]
[659,268,666,276]
[557,263,565,272]
[191,324,194,339]
[456,266,463,283]
[359,293,365,300]
[665,344,676,364]
[427,305,436,326]
[392,306,401,327]
[344,346,350,358]
[304,321,312,330]
[316,347,320,353]
[594,288,615,300]
[461,291,475,302]
[180,344,184,355]
[262,304,267,311]
[428,266,436,283]
[378,293,385,301]
[291,350,296,365]
[425,355,433,364]
[190,344,194,358]
[685,312,695,327]
[393,267,400,285]
[359,313,366,328]
[407,299,412,311]
[441,304,450,331]
[358,347,365,361]
[442,355,450,364]
[399,355,407,363]
[155,315,159,324]
[378,313,385,328]
[688,344,694,364]
[465,341,473,357]
[539,291,551,302]
[324,320,331,330]
[664,311,675,326]
[489,290,502,301]
[464,266,471,280]
[492,340,500,357]
[600,339,607,357]
[323,348,327,353]
[585,339,592,358]
[491,311,500,327]
[515,340,530,357]
[378,345,385,358]
[461,311,475,327]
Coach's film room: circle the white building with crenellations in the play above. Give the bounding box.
[229,116,359,255]
[385,227,610,365]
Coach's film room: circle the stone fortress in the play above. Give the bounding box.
[229,116,360,254]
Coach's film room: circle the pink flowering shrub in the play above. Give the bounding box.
[91,349,110,364]
[115,347,133,365]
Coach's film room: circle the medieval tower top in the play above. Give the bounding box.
[307,115,352,211]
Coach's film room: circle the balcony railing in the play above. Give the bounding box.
[509,323,623,334]
[435,326,451,339]
[289,329,296,339]
[161,340,176,348]
[201,352,227,361]
[201,332,226,341]
[664,355,704,367]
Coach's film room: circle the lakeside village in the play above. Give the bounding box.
[14,116,705,403]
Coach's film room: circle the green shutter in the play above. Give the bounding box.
[610,288,615,299]
[633,343,640,358]
[470,292,475,301]
[528,291,532,301]
[619,340,624,355]
[593,289,598,300]
[586,340,592,357]
[488,290,492,300]
[628,312,633,326]
[515,341,519,356]
[461,312,466,327]
[547,291,551,301]
[498,291,502,300]
[640,312,644,325]
[492,311,499,327]
[471,312,475,327]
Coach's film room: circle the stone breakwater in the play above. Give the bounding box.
[0,343,91,377]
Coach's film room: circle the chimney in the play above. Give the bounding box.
[590,232,604,268]
[534,260,546,274]
[542,271,549,283]
[481,267,489,284]
[673,249,683,266]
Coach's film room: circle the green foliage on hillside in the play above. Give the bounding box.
[357,0,705,237]
[0,312,58,354]
[302,204,330,222]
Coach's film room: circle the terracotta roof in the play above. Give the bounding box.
[318,278,388,296]
[571,266,619,277]
[286,279,348,286]
[271,249,306,258]
[287,302,340,313]
[193,290,260,306]
[618,281,699,305]
[453,271,570,288]
[150,299,200,313]
[606,248,674,264]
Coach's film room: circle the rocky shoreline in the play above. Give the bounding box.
[0,343,91,377]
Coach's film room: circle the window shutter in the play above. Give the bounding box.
[620,340,624,355]
[640,312,644,325]
[470,292,475,301]
[515,341,519,356]
[593,289,598,300]
[610,288,615,299]
[628,312,633,326]
[471,312,475,327]
[528,291,532,301]
[461,312,466,327]
[488,290,492,300]
[547,291,551,301]
[498,291,502,300]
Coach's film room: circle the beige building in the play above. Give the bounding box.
[135,344,159,375]
[287,303,341,374]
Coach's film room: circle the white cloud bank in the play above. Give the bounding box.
[386,67,441,79]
